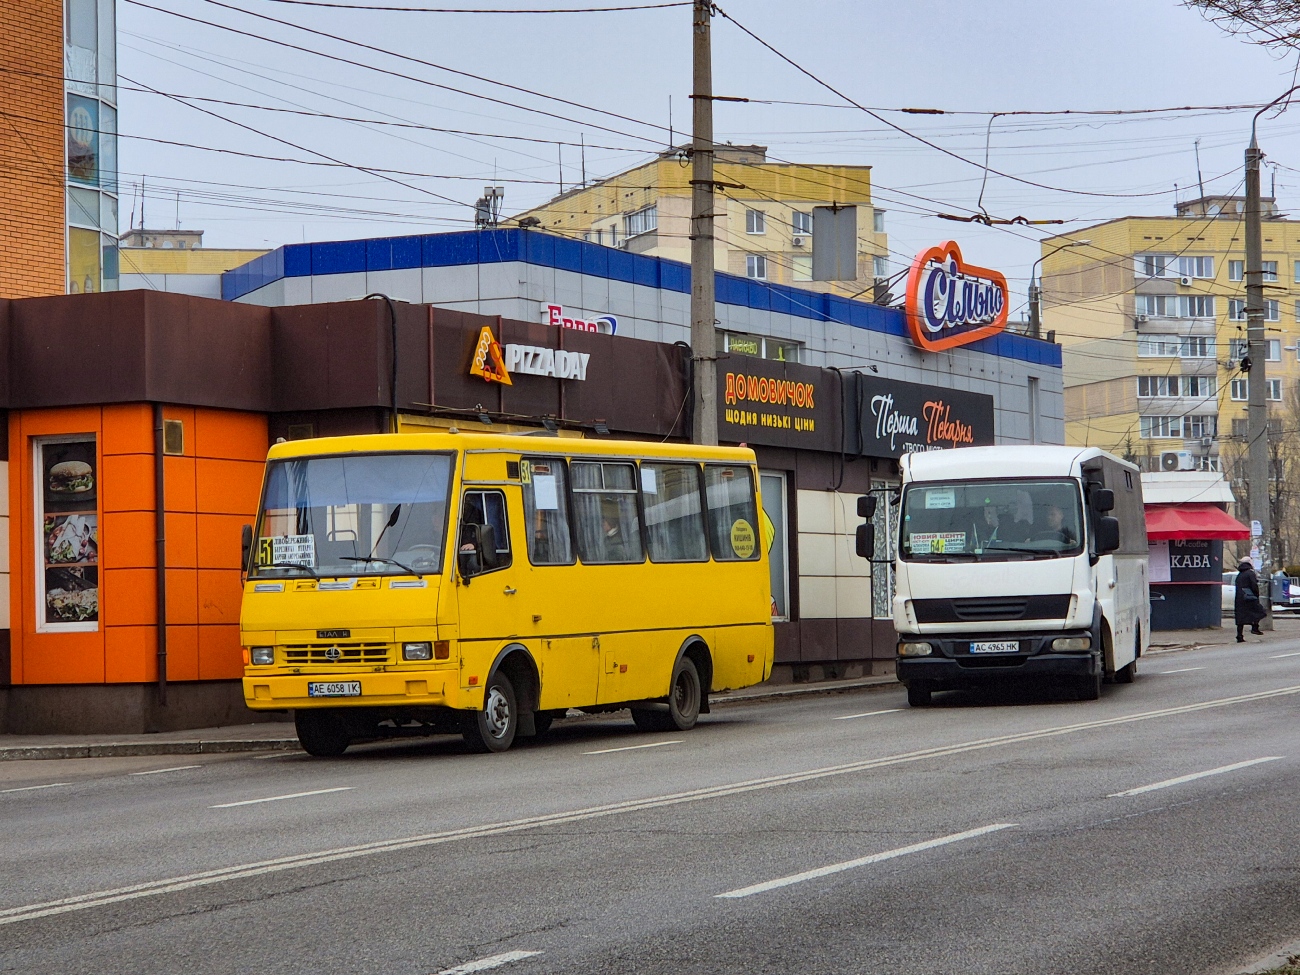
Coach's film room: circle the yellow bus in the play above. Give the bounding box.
[239,431,774,755]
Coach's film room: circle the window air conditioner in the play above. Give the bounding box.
[792,236,807,247]
[1179,276,1193,286]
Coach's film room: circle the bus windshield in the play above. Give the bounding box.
[252,452,454,578]
[899,478,1084,562]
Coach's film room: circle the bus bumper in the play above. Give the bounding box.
[242,671,480,711]
[896,629,1100,690]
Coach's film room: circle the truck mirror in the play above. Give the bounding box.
[857,495,877,519]
[855,523,876,559]
[1091,488,1115,513]
[1095,515,1120,554]
[241,524,253,574]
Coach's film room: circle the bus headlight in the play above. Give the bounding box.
[250,647,275,666]
[403,642,433,661]
[1052,636,1092,651]
[898,642,933,657]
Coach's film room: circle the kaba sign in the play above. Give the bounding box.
[904,240,1009,352]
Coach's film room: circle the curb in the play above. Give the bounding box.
[0,738,301,762]
[711,676,898,707]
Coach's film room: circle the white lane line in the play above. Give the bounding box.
[1271,652,1300,659]
[1108,757,1283,798]
[584,740,683,755]
[6,683,1300,927]
[0,783,70,794]
[1156,667,1205,675]
[130,766,201,777]
[210,787,353,808]
[833,708,902,721]
[715,823,1016,899]
[434,950,543,974]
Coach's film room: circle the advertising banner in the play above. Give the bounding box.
[845,373,995,459]
[716,354,839,451]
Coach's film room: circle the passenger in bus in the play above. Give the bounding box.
[601,501,632,562]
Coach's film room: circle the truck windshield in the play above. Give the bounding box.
[899,479,1084,562]
[252,452,454,578]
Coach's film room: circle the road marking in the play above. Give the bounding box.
[584,740,683,755]
[716,824,1016,899]
[6,683,1300,927]
[833,708,902,721]
[434,950,543,974]
[210,787,353,808]
[0,783,70,794]
[1108,757,1283,798]
[1156,667,1205,675]
[130,766,201,776]
[1271,652,1300,659]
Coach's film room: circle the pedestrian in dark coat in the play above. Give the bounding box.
[1235,559,1266,642]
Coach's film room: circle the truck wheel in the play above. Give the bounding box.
[295,710,351,757]
[1076,669,1102,701]
[462,672,518,753]
[907,683,932,707]
[1115,659,1137,684]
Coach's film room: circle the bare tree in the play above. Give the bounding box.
[1185,1,1300,47]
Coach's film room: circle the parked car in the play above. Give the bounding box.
[1223,571,1237,613]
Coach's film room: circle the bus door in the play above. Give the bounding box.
[455,488,528,644]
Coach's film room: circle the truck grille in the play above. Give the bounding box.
[913,595,1071,623]
[283,642,390,665]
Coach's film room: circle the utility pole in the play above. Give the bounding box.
[690,0,717,445]
[1027,278,1041,341]
[1245,128,1273,628]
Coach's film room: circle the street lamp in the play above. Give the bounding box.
[1029,238,1091,341]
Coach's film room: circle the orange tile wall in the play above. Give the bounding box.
[10,405,269,685]
[0,0,67,298]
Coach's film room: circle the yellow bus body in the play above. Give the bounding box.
[240,432,774,750]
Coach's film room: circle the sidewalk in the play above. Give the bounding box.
[0,673,900,761]
[1149,615,1300,654]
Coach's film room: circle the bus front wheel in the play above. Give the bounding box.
[632,656,702,732]
[295,709,351,757]
[463,672,518,753]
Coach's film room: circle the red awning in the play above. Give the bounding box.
[1144,504,1250,541]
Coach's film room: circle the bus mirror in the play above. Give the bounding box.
[1095,515,1120,555]
[857,495,877,519]
[477,524,499,569]
[1091,488,1115,513]
[855,523,876,559]
[458,523,498,579]
[241,524,253,573]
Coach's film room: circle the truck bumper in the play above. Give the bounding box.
[896,629,1099,690]
[243,671,478,711]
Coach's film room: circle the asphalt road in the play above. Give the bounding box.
[5,637,1300,975]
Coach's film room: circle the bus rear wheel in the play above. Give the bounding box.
[295,709,351,757]
[463,671,518,753]
[632,656,702,732]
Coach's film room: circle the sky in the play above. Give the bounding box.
[115,0,1300,314]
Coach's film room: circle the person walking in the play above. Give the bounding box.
[1234,558,1266,642]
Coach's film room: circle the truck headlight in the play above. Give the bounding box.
[250,646,275,666]
[1052,636,1091,651]
[898,641,933,657]
[403,642,433,661]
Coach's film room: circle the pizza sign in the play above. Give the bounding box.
[904,240,1009,352]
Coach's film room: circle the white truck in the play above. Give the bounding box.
[858,446,1149,706]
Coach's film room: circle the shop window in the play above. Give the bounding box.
[571,461,643,564]
[68,227,100,294]
[641,463,708,562]
[703,465,760,561]
[460,490,512,571]
[36,436,99,632]
[760,471,788,619]
[521,458,574,565]
[67,94,99,185]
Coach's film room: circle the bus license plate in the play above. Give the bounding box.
[308,681,362,698]
[969,641,1019,655]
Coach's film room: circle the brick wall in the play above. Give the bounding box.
[0,0,66,298]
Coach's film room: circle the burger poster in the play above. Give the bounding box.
[39,439,98,627]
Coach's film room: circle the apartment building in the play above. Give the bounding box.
[1042,195,1300,472]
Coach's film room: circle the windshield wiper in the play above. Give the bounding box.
[985,545,1063,559]
[265,561,319,578]
[339,555,423,579]
[907,552,978,562]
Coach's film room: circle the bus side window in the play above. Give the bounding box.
[703,465,761,561]
[641,462,708,562]
[460,490,511,570]
[571,461,644,564]
[521,457,575,565]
